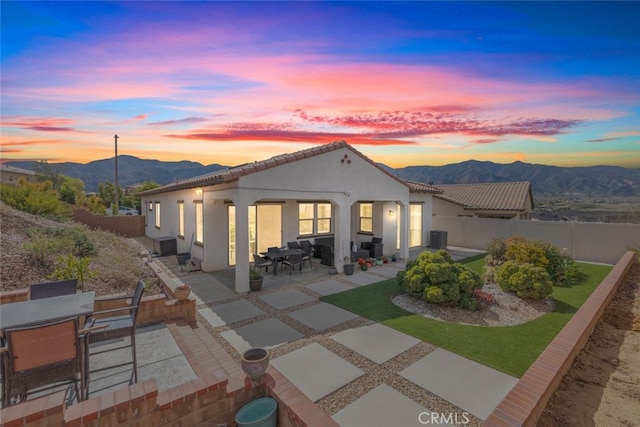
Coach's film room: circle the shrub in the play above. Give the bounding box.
[51,255,97,292]
[486,236,581,286]
[496,260,553,299]
[398,250,482,309]
[0,181,70,219]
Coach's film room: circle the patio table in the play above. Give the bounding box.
[260,249,306,276]
[0,291,95,333]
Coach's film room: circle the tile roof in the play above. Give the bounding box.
[434,181,534,211]
[404,180,443,194]
[139,141,441,196]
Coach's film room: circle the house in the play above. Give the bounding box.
[0,164,37,185]
[432,182,534,220]
[139,141,441,293]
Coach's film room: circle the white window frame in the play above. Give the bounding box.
[178,201,184,238]
[154,202,160,229]
[195,201,203,244]
[359,202,373,233]
[298,202,332,237]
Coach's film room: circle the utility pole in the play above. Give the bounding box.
[114,134,119,215]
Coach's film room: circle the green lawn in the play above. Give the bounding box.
[321,258,611,377]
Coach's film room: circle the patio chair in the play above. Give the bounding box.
[287,241,301,249]
[0,317,103,408]
[253,253,273,274]
[30,279,77,300]
[281,254,304,275]
[84,280,145,392]
[361,237,383,259]
[299,240,313,269]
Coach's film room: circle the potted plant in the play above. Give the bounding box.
[249,270,264,292]
[391,254,397,262]
[375,257,384,266]
[174,284,191,301]
[343,256,355,275]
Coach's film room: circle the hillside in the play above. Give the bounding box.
[6,157,640,201]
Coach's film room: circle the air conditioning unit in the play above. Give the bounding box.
[430,230,448,249]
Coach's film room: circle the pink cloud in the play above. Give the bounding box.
[148,117,208,127]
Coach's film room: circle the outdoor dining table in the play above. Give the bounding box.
[0,291,95,333]
[260,248,306,276]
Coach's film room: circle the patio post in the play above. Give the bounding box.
[398,203,409,260]
[233,196,252,293]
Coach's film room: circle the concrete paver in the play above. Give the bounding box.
[219,317,304,354]
[342,271,385,286]
[198,300,264,327]
[271,343,364,402]
[287,302,359,331]
[332,384,454,427]
[331,323,420,364]
[258,288,316,310]
[400,348,518,420]
[305,280,354,296]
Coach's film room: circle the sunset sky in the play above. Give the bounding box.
[2,1,639,168]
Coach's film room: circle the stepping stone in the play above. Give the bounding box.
[271,343,364,402]
[372,265,402,278]
[306,280,353,296]
[288,302,359,330]
[331,323,420,364]
[198,300,264,327]
[220,318,304,354]
[332,384,456,427]
[400,348,518,420]
[342,272,382,286]
[259,288,316,310]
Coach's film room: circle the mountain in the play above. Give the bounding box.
[5,157,640,201]
[5,156,228,192]
[389,160,640,201]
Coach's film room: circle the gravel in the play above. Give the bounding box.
[392,283,555,326]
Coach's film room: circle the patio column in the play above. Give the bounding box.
[232,192,258,294]
[398,203,409,260]
[333,195,352,273]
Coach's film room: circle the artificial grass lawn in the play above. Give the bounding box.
[321,259,612,378]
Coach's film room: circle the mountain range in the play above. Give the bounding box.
[5,156,640,201]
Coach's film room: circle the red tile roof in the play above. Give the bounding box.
[434,181,534,211]
[139,141,441,196]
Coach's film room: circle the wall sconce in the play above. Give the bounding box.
[388,209,395,217]
[195,188,203,195]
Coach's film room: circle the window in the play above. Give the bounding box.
[298,202,332,236]
[178,201,184,238]
[148,201,153,211]
[409,204,422,247]
[154,202,160,228]
[195,201,203,244]
[359,203,373,233]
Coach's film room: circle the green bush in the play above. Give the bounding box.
[496,260,553,299]
[398,250,482,309]
[23,226,97,267]
[0,181,70,219]
[486,236,580,286]
[51,255,97,292]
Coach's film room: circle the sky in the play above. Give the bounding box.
[1,1,639,169]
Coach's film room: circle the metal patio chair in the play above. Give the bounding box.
[253,253,273,274]
[0,317,103,408]
[30,279,77,300]
[84,280,145,392]
[281,254,304,275]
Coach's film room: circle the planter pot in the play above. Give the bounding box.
[391,256,397,262]
[328,268,337,275]
[174,288,190,301]
[250,278,263,292]
[241,347,270,381]
[375,259,384,266]
[360,264,368,271]
[344,264,355,275]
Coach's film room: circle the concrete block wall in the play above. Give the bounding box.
[73,208,145,237]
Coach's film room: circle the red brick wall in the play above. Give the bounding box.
[484,251,638,427]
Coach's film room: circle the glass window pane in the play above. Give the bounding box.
[317,203,331,219]
[299,203,314,219]
[317,219,331,234]
[228,206,235,265]
[360,203,372,217]
[195,203,203,243]
[360,218,373,233]
[178,202,184,237]
[409,204,422,247]
[299,219,313,235]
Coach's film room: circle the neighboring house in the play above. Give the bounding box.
[433,182,534,220]
[0,164,37,185]
[139,141,441,293]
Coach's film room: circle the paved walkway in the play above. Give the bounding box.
[152,246,517,426]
